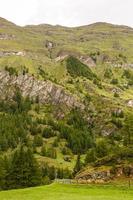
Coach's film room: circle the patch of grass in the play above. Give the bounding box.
[0,183,132,200]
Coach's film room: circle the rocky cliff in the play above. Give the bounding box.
[75,165,133,183]
[0,71,84,109]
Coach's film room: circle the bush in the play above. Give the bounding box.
[33,135,43,147]
[41,146,47,156]
[95,140,109,158]
[52,138,59,147]
[42,176,51,185]
[104,68,113,78]
[85,148,97,164]
[114,92,119,97]
[61,147,72,155]
[42,127,55,138]
[111,118,123,128]
[47,148,57,159]
[5,66,18,76]
[111,78,119,85]
[93,78,102,89]
[66,56,97,80]
[41,147,57,159]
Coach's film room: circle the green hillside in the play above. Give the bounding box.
[0,17,133,191]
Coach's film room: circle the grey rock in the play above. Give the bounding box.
[0,71,84,109]
[127,100,133,107]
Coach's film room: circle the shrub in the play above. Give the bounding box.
[111,78,119,85]
[95,140,109,158]
[85,148,97,164]
[42,127,55,138]
[5,66,18,76]
[66,56,97,80]
[104,68,113,78]
[33,135,43,147]
[114,92,119,97]
[61,147,72,155]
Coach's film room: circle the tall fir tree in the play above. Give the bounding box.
[6,145,42,189]
[73,154,82,176]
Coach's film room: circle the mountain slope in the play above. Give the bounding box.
[0,18,133,188]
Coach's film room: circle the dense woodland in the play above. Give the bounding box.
[0,87,133,190]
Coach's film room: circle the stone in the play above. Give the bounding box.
[55,50,96,67]
[45,40,54,49]
[0,71,84,109]
[0,51,25,57]
[127,100,133,107]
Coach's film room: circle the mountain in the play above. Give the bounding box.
[0,18,133,189]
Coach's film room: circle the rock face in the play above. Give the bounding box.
[79,55,96,67]
[0,33,15,40]
[127,100,133,107]
[75,165,133,183]
[0,51,25,57]
[0,71,84,109]
[55,51,96,67]
[45,40,54,49]
[76,170,111,183]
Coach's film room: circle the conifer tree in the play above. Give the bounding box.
[123,114,133,146]
[73,154,82,175]
[6,145,42,189]
[0,157,6,190]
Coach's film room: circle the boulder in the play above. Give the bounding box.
[127,100,133,107]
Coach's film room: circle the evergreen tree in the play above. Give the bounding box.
[33,135,43,147]
[73,154,82,175]
[95,140,109,158]
[85,148,96,164]
[123,114,133,146]
[41,145,47,156]
[57,168,63,179]
[47,148,57,159]
[48,166,55,180]
[0,157,6,190]
[6,146,42,189]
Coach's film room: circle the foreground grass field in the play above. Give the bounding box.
[0,183,133,200]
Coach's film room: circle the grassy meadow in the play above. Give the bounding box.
[0,183,132,200]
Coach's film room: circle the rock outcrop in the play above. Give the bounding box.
[0,33,15,40]
[45,40,54,49]
[55,51,96,67]
[0,51,25,57]
[0,71,84,109]
[127,100,133,107]
[79,55,96,67]
[75,165,133,183]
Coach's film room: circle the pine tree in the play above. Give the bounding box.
[57,168,63,179]
[41,145,47,156]
[33,135,43,147]
[123,114,133,146]
[73,154,82,176]
[48,166,55,180]
[6,145,42,189]
[0,157,6,190]
[85,148,96,164]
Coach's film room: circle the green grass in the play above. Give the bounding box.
[0,183,132,200]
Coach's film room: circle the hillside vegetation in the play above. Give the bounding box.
[0,17,133,190]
